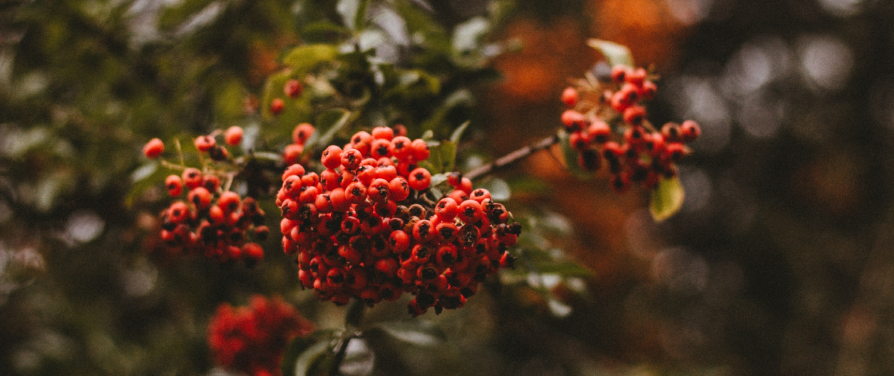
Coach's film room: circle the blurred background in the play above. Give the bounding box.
[2,0,894,375]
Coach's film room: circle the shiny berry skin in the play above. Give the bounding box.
[390,136,412,160]
[270,98,285,115]
[284,79,303,98]
[182,168,203,189]
[458,199,483,223]
[389,230,411,253]
[388,177,410,201]
[340,148,363,170]
[345,182,367,204]
[435,197,458,221]
[623,105,646,126]
[411,139,430,161]
[412,219,436,242]
[367,178,391,203]
[282,164,306,180]
[321,145,343,169]
[165,175,183,197]
[371,126,394,140]
[370,139,392,159]
[194,135,216,152]
[168,201,190,223]
[143,138,164,158]
[470,188,491,203]
[407,168,431,191]
[218,191,241,213]
[561,86,579,107]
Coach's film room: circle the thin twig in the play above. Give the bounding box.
[464,134,560,181]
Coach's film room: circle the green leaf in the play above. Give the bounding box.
[586,39,634,68]
[480,177,510,201]
[293,341,331,376]
[282,44,340,74]
[125,162,164,207]
[557,130,592,180]
[421,140,458,174]
[306,109,351,151]
[369,320,446,347]
[650,176,685,222]
[449,121,471,144]
[337,0,369,31]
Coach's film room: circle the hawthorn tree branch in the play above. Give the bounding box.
[464,134,560,181]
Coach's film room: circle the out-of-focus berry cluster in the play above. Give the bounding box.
[144,129,269,266]
[208,295,313,376]
[560,65,701,192]
[277,127,520,316]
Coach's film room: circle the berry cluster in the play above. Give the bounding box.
[277,128,520,316]
[143,131,269,266]
[208,295,314,376]
[560,65,701,192]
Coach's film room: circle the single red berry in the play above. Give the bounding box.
[371,126,394,140]
[282,164,306,181]
[270,98,285,115]
[458,199,483,223]
[224,126,243,146]
[626,67,647,86]
[218,191,241,213]
[242,242,264,262]
[345,182,367,204]
[388,177,410,201]
[411,139,430,161]
[367,178,391,203]
[623,105,646,126]
[408,168,431,191]
[640,80,657,100]
[168,201,189,223]
[390,136,413,160]
[182,168,203,189]
[194,135,216,152]
[412,219,436,242]
[321,145,343,169]
[376,165,398,182]
[561,86,579,107]
[435,197,459,221]
[390,230,411,253]
[283,144,304,165]
[370,138,392,159]
[681,120,701,142]
[561,110,586,132]
[284,79,303,98]
[611,65,630,84]
[392,124,408,137]
[165,175,183,197]
[340,148,363,170]
[568,131,590,151]
[588,120,612,144]
[293,123,315,145]
[470,188,491,203]
[143,138,164,159]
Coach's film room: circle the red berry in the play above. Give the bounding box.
[390,136,413,160]
[388,177,410,201]
[623,105,646,126]
[561,110,585,132]
[371,126,394,140]
[411,139,430,161]
[143,138,164,159]
[282,164,306,180]
[407,168,431,191]
[561,86,579,107]
[681,120,701,142]
[218,191,241,213]
[270,98,285,115]
[458,200,483,223]
[435,197,458,221]
[626,67,647,86]
[194,135,216,152]
[370,139,392,159]
[367,178,391,203]
[321,145,343,169]
[225,126,243,146]
[340,148,363,170]
[182,168,203,189]
[283,144,304,165]
[611,65,630,83]
[292,123,315,145]
[284,79,303,98]
[588,120,612,144]
[165,175,183,197]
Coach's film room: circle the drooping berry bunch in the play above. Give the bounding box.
[144,130,269,266]
[560,65,701,192]
[208,295,314,376]
[277,127,520,316]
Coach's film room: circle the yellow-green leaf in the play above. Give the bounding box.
[586,39,634,68]
[650,176,685,221]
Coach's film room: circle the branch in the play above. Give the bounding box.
[464,134,560,181]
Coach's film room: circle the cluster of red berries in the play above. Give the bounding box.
[208,295,314,376]
[143,131,269,266]
[277,127,519,316]
[560,65,701,192]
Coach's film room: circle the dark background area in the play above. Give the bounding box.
[1,0,893,375]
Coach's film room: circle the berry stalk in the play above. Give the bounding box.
[464,134,560,181]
